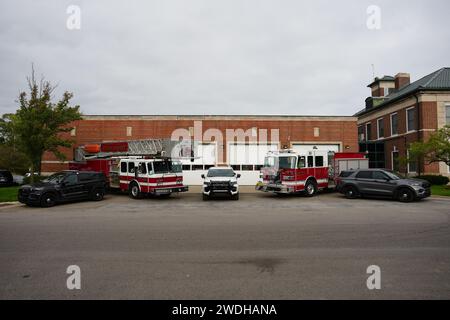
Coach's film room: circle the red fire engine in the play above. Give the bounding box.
[256,149,368,195]
[69,139,188,198]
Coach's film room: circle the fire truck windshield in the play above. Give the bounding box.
[152,160,182,174]
[264,156,296,169]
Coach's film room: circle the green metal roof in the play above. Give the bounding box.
[355,67,450,117]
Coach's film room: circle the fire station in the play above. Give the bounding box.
[41,115,358,185]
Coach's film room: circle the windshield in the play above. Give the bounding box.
[207,169,235,177]
[264,156,296,169]
[152,160,182,174]
[169,161,182,173]
[43,172,66,184]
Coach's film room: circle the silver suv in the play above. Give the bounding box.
[336,169,431,202]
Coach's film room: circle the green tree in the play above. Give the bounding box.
[0,67,82,181]
[409,125,450,169]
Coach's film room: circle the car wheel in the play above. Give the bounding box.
[202,194,209,201]
[40,193,56,207]
[129,183,142,199]
[344,185,358,199]
[397,188,414,203]
[304,180,317,197]
[91,188,105,201]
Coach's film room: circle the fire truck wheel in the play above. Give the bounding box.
[40,193,56,207]
[91,188,105,201]
[129,183,142,199]
[304,180,317,197]
[344,185,359,199]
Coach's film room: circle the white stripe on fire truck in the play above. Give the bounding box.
[264,178,329,186]
[119,180,179,187]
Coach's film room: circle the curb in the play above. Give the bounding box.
[0,201,21,209]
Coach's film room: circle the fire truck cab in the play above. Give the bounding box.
[256,149,368,196]
[113,158,188,199]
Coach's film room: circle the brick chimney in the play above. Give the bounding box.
[395,73,410,90]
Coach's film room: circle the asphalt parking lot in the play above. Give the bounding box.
[0,191,449,299]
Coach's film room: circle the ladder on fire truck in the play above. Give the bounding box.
[73,139,175,161]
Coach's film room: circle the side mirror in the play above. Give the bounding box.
[237,174,241,178]
[201,174,205,179]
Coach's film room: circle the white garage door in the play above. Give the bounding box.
[182,143,216,185]
[292,144,340,154]
[228,144,278,185]
[228,144,278,165]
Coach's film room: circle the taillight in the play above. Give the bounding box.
[176,178,183,184]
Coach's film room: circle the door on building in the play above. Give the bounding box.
[228,143,279,185]
[291,144,340,155]
[181,143,217,185]
[392,151,400,172]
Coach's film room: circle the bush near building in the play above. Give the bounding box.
[414,175,449,186]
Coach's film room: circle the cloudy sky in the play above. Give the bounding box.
[0,0,449,116]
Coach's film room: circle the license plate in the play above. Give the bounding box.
[156,189,170,193]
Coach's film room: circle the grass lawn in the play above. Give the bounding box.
[431,185,450,197]
[0,186,20,202]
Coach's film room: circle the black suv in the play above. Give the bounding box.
[18,171,107,207]
[0,170,14,187]
[336,169,431,202]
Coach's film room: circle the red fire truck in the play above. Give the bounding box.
[256,149,368,196]
[69,139,188,198]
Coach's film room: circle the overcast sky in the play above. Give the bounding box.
[0,0,449,116]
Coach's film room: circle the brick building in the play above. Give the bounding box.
[355,67,450,176]
[41,115,358,184]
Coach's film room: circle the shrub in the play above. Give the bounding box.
[414,175,449,185]
[22,175,46,185]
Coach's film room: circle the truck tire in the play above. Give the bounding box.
[40,193,57,207]
[231,193,239,200]
[344,185,358,199]
[129,182,142,199]
[90,188,105,201]
[304,180,317,197]
[397,187,414,203]
[202,194,209,201]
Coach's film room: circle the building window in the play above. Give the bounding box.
[407,150,417,174]
[390,113,398,136]
[366,123,372,141]
[377,118,384,139]
[70,127,77,137]
[358,126,364,142]
[406,107,416,132]
[313,127,320,137]
[126,126,132,137]
[446,105,450,125]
